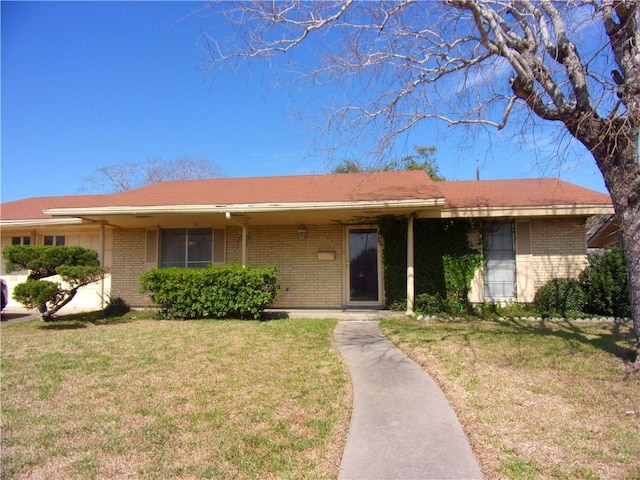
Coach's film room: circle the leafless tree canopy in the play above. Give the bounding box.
[203,0,640,361]
[82,156,222,193]
[204,1,637,155]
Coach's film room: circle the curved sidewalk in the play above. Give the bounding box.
[334,320,484,480]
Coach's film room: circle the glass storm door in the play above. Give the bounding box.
[347,228,381,304]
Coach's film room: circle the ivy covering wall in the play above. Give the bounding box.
[378,217,482,309]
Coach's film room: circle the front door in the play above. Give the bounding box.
[347,227,382,306]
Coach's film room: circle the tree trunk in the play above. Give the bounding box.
[573,115,640,365]
[619,203,640,366]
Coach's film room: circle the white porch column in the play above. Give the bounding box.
[406,215,415,315]
[99,222,106,309]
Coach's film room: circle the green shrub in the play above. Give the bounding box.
[139,265,279,320]
[103,295,131,317]
[534,278,586,317]
[3,245,107,320]
[414,293,444,315]
[580,247,630,317]
[12,279,61,317]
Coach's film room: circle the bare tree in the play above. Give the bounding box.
[203,0,640,364]
[82,156,223,193]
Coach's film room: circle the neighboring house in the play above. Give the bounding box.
[587,214,621,249]
[0,170,613,313]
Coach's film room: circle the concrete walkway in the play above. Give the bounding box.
[334,320,484,480]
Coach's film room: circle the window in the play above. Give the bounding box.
[483,221,516,300]
[159,228,225,268]
[44,235,66,246]
[11,236,31,245]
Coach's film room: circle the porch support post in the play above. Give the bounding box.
[406,215,415,315]
[99,221,106,309]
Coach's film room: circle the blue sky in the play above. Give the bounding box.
[1,1,608,203]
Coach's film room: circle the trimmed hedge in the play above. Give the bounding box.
[139,265,279,320]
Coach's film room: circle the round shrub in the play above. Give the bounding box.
[534,278,586,316]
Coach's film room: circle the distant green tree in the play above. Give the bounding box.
[2,245,107,320]
[332,159,364,173]
[332,145,444,180]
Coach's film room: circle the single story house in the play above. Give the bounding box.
[0,170,613,313]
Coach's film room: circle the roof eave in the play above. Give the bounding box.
[0,218,88,228]
[44,198,446,217]
[438,204,615,218]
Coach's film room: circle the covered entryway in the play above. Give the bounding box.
[346,227,383,307]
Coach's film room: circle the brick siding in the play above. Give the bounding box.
[530,218,588,290]
[111,229,149,307]
[246,225,344,308]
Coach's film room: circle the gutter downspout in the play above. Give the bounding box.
[225,212,247,267]
[406,214,415,315]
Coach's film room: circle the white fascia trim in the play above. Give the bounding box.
[44,198,446,216]
[439,204,615,218]
[0,218,87,228]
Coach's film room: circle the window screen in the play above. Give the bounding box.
[483,221,516,300]
[160,228,213,268]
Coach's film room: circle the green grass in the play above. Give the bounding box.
[1,316,350,479]
[380,317,640,480]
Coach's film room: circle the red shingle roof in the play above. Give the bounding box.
[98,170,444,206]
[0,172,611,222]
[438,178,611,208]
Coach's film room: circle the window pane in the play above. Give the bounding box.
[11,237,21,245]
[159,228,213,268]
[484,221,516,299]
[187,228,212,267]
[55,236,66,246]
[44,236,54,246]
[160,229,186,267]
[23,237,31,245]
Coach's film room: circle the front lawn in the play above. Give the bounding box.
[381,317,640,480]
[1,316,350,479]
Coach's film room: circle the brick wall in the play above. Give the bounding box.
[111,225,345,309]
[246,225,344,308]
[111,228,149,307]
[226,226,243,264]
[530,218,588,290]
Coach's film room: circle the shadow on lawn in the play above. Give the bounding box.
[37,310,136,330]
[493,317,637,364]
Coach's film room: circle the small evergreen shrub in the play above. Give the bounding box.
[580,247,630,317]
[534,278,586,317]
[103,295,131,317]
[12,279,61,319]
[140,264,279,320]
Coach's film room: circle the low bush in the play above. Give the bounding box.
[103,295,131,317]
[139,264,279,320]
[414,293,445,315]
[580,247,630,318]
[534,278,586,317]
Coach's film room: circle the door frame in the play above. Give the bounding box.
[344,225,384,307]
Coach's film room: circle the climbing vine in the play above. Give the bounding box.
[379,217,482,310]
